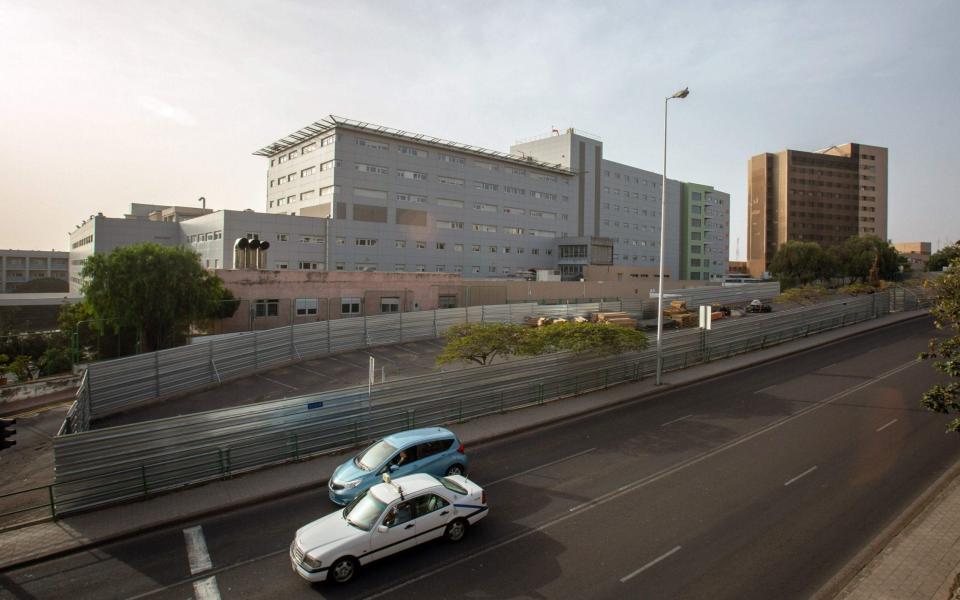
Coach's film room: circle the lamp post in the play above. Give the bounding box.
[656,86,689,385]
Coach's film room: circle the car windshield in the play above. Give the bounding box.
[440,477,467,495]
[342,490,387,531]
[355,440,397,470]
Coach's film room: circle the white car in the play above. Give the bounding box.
[291,472,488,584]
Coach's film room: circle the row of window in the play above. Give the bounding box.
[602,202,659,216]
[602,170,662,187]
[187,231,224,243]
[71,235,93,249]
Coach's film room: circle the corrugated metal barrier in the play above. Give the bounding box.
[48,291,917,515]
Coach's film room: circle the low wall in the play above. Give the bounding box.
[0,374,81,405]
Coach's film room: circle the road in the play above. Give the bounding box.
[1,316,957,600]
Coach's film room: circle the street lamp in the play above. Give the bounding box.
[656,86,689,386]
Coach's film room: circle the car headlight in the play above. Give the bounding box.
[303,554,323,570]
[340,478,362,489]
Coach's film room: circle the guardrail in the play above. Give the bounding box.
[43,292,901,517]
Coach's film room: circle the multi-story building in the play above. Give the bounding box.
[0,249,69,293]
[680,183,730,281]
[893,241,931,272]
[68,205,329,294]
[747,142,888,277]
[256,116,730,281]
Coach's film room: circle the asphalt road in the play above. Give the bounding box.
[2,316,956,600]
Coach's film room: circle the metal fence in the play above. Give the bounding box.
[46,291,913,516]
[65,284,781,429]
[71,302,619,427]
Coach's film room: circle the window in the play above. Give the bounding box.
[300,190,316,202]
[398,170,427,181]
[335,262,345,271]
[691,245,702,254]
[473,224,497,233]
[471,244,481,252]
[472,266,481,273]
[321,135,336,147]
[276,262,288,269]
[301,166,316,177]
[438,175,465,186]
[475,181,499,192]
[244,232,261,240]
[254,299,279,318]
[299,261,320,270]
[690,205,701,214]
[354,188,387,200]
[474,161,498,171]
[302,142,316,154]
[437,198,464,208]
[439,295,457,309]
[336,237,345,245]
[276,233,288,242]
[489,245,497,253]
[437,220,464,230]
[474,203,497,212]
[320,185,340,196]
[397,193,427,204]
[454,243,463,252]
[394,264,406,271]
[341,297,361,314]
[504,186,525,196]
[435,265,445,272]
[415,264,426,272]
[299,236,324,244]
[503,227,524,235]
[439,154,465,166]
[436,242,446,250]
[355,238,378,247]
[691,218,702,227]
[397,145,427,157]
[395,240,406,248]
[320,159,341,171]
[503,206,525,215]
[356,138,388,151]
[356,163,388,175]
[296,298,319,315]
[380,297,400,313]
[416,240,427,249]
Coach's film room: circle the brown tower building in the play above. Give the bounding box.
[747,143,887,277]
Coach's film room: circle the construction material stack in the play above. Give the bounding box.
[593,311,638,329]
[662,300,699,328]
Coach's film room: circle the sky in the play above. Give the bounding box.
[1,0,958,257]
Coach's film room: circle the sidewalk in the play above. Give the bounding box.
[0,311,953,600]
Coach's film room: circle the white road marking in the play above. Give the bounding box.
[660,414,693,427]
[183,526,213,575]
[486,448,597,486]
[192,576,221,600]
[876,419,898,432]
[620,545,682,583]
[292,364,329,378]
[257,375,297,390]
[363,359,921,599]
[126,549,289,600]
[755,383,780,395]
[784,465,818,487]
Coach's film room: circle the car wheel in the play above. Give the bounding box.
[330,556,359,584]
[444,518,468,542]
[445,464,465,476]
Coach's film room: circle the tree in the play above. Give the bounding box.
[7,355,36,382]
[436,323,538,366]
[921,257,960,431]
[833,236,902,282]
[929,242,960,272]
[39,346,73,377]
[769,241,827,285]
[534,321,649,356]
[82,243,239,352]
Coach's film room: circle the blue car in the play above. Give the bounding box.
[327,427,468,505]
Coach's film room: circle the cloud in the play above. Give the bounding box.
[138,95,196,126]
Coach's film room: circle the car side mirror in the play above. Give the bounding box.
[388,464,399,472]
[377,525,388,533]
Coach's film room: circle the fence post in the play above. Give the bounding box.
[292,434,300,460]
[538,383,544,405]
[209,340,215,383]
[48,485,57,519]
[154,352,161,398]
[218,448,226,473]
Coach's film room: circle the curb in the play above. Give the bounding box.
[0,311,931,572]
[812,455,960,600]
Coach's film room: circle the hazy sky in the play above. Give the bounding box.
[2,0,958,256]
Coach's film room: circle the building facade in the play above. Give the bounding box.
[680,183,730,281]
[747,142,888,277]
[893,241,931,272]
[1,249,69,293]
[257,116,727,280]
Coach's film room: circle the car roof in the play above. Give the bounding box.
[370,473,441,503]
[382,427,454,446]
